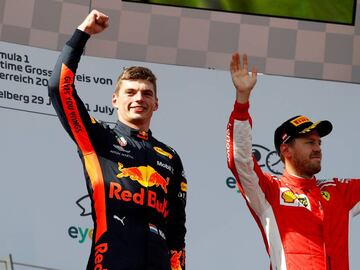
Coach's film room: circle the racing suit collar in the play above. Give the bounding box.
[282,170,317,190]
[114,120,152,140]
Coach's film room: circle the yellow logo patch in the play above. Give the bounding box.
[90,116,97,124]
[180,182,187,192]
[281,189,309,208]
[290,116,310,127]
[154,147,173,159]
[282,190,297,203]
[299,121,320,134]
[321,191,330,201]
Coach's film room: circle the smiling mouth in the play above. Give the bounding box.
[131,106,146,112]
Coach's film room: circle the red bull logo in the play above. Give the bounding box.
[117,163,169,194]
[170,250,184,270]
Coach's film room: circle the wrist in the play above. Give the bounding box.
[236,92,250,104]
[77,24,92,35]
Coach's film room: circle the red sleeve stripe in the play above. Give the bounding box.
[84,154,107,243]
[59,64,93,154]
[59,64,107,242]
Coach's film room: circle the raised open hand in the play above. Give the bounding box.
[230,53,257,104]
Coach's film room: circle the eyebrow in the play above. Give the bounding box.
[125,88,153,92]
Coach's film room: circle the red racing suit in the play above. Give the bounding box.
[226,102,360,270]
[48,29,187,270]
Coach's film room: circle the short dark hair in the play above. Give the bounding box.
[115,66,157,95]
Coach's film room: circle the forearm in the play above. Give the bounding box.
[226,102,271,215]
[48,29,89,102]
[48,29,91,140]
[226,101,254,184]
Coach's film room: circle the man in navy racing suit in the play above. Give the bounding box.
[48,10,187,270]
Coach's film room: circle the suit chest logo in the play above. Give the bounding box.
[280,187,310,209]
[154,146,173,159]
[321,191,330,201]
[117,163,169,194]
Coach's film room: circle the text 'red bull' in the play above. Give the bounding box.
[94,243,108,270]
[109,182,169,218]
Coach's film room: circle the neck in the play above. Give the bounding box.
[118,117,150,132]
[287,170,314,179]
[285,164,314,179]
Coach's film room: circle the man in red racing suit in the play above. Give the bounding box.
[48,10,186,270]
[226,53,360,270]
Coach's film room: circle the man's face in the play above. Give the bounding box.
[112,79,158,130]
[285,131,322,177]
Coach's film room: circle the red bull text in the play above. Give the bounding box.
[94,243,108,270]
[109,182,169,218]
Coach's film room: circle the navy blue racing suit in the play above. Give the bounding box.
[48,29,187,270]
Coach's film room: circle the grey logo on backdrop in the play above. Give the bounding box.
[252,144,282,175]
[76,195,91,216]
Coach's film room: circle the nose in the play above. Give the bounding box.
[314,142,322,152]
[134,91,144,102]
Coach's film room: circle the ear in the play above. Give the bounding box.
[280,143,292,160]
[153,97,159,111]
[112,93,118,108]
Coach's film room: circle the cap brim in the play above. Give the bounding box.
[300,120,333,137]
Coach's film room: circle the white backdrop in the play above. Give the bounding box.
[0,41,359,269]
